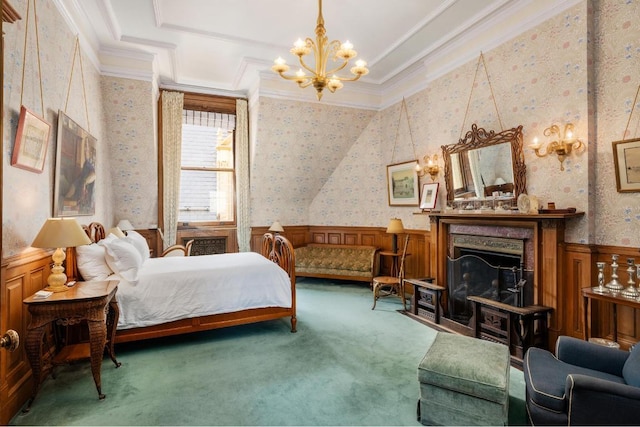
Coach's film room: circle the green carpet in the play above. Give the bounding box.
[10,278,526,426]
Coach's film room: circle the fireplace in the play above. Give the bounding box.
[418,211,583,360]
[446,234,534,328]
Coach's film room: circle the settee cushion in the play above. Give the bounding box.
[295,244,378,280]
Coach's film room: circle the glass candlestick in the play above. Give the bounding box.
[594,262,608,293]
[606,254,624,291]
[621,258,640,298]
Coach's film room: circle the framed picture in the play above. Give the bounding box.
[613,138,640,192]
[53,110,97,216]
[11,105,51,173]
[419,182,439,211]
[387,160,419,206]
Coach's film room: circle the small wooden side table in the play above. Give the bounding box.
[582,286,640,343]
[379,251,410,276]
[22,280,121,411]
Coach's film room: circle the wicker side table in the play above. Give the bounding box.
[22,280,120,412]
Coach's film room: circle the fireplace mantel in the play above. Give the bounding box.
[427,210,584,351]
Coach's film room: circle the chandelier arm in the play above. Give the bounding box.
[297,56,317,75]
[324,61,350,77]
[333,73,364,83]
[297,80,313,89]
[276,71,311,83]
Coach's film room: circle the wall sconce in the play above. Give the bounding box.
[416,154,441,181]
[529,123,584,171]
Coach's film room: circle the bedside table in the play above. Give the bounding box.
[22,280,121,411]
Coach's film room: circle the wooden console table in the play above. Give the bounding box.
[22,281,121,411]
[468,296,552,365]
[582,287,640,344]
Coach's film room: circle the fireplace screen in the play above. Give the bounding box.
[446,253,533,326]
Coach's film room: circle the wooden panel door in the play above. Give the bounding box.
[1,2,23,423]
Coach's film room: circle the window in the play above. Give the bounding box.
[179,103,236,224]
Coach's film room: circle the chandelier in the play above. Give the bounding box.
[272,0,369,100]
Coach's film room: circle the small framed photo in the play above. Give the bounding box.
[419,182,439,211]
[613,138,640,192]
[11,105,51,173]
[387,160,419,206]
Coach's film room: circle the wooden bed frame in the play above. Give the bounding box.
[68,223,297,343]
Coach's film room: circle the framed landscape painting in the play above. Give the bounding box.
[53,111,97,216]
[387,160,419,206]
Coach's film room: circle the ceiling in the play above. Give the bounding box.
[57,0,578,109]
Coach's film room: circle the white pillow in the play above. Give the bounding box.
[126,230,150,262]
[76,243,113,281]
[99,234,143,283]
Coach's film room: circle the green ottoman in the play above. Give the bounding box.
[417,332,510,426]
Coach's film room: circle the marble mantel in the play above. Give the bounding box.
[428,210,585,350]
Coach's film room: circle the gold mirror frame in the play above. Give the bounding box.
[442,124,526,202]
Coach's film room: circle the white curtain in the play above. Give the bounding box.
[161,91,184,249]
[236,99,250,252]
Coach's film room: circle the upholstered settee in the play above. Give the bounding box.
[294,244,379,283]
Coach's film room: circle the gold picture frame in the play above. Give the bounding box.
[613,138,640,192]
[387,160,419,206]
[11,105,51,173]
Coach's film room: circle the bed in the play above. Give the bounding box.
[68,223,296,343]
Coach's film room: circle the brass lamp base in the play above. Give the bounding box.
[44,284,69,293]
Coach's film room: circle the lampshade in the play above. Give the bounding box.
[117,219,134,231]
[386,218,405,234]
[269,221,284,233]
[32,218,91,293]
[494,177,506,185]
[32,218,91,249]
[107,227,126,238]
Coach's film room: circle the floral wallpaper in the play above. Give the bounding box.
[250,98,377,226]
[593,0,640,247]
[3,0,640,258]
[101,76,157,230]
[2,0,111,258]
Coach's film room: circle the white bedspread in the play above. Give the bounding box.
[113,252,292,330]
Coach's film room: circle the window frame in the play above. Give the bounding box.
[158,91,238,228]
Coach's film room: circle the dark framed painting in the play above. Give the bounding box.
[613,138,640,192]
[387,160,419,206]
[53,110,97,216]
[11,105,51,173]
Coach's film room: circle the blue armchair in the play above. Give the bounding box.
[523,336,640,425]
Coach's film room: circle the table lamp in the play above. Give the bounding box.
[268,221,284,234]
[107,227,126,238]
[31,218,92,292]
[386,218,405,254]
[117,219,134,235]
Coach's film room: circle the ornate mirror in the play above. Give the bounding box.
[442,124,526,203]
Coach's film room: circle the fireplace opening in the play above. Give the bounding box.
[445,235,533,328]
